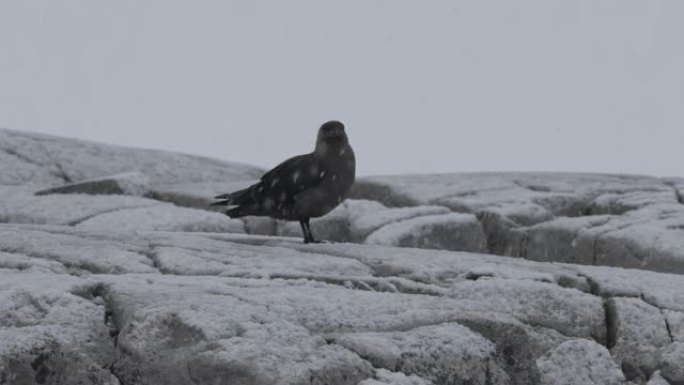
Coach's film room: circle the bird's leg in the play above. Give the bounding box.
[300,218,318,244]
[306,219,318,243]
[299,219,312,243]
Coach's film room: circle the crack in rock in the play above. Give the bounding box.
[269,273,446,296]
[1,147,72,184]
[664,310,675,343]
[65,204,161,226]
[663,180,684,205]
[604,298,617,349]
[142,244,164,273]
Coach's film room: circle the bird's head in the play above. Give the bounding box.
[315,120,349,154]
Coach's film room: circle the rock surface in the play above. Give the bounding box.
[349,172,684,273]
[1,128,683,384]
[35,171,151,197]
[535,339,626,385]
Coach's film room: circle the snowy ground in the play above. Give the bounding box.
[1,128,683,385]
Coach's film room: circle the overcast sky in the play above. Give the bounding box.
[1,1,682,177]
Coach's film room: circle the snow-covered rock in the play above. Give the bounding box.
[1,129,684,383]
[0,272,118,385]
[35,171,151,197]
[659,342,684,384]
[646,371,672,385]
[0,128,262,188]
[535,339,626,385]
[358,369,433,385]
[336,323,510,384]
[0,185,162,225]
[364,213,487,253]
[0,225,683,383]
[607,297,671,377]
[75,204,245,233]
[666,310,684,343]
[352,172,684,273]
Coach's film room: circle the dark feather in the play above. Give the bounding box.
[212,154,326,218]
[260,154,324,199]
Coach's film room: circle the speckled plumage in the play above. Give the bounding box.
[211,121,355,243]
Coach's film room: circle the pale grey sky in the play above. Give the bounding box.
[1,1,683,177]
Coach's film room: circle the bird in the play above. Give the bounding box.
[211,120,356,243]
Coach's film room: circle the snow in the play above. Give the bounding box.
[0,225,158,274]
[659,342,684,384]
[0,185,162,225]
[76,204,245,233]
[569,264,684,312]
[665,310,684,342]
[0,128,263,186]
[607,297,671,374]
[352,204,450,239]
[646,371,671,385]
[2,129,684,382]
[0,271,117,385]
[336,323,510,384]
[1,222,683,383]
[355,172,684,273]
[151,243,372,278]
[535,339,626,385]
[364,213,487,252]
[358,369,433,385]
[35,171,152,196]
[447,279,605,340]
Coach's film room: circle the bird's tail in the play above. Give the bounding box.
[210,187,249,206]
[210,187,255,218]
[225,206,247,218]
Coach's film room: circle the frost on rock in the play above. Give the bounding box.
[607,297,671,376]
[665,310,684,342]
[336,323,511,384]
[153,180,256,208]
[0,186,162,225]
[352,172,684,273]
[447,279,605,341]
[276,200,458,246]
[98,275,383,385]
[75,204,245,233]
[0,225,157,274]
[358,369,434,385]
[0,272,118,385]
[0,251,67,274]
[659,342,684,384]
[151,243,372,278]
[3,129,684,383]
[646,371,671,385]
[34,170,152,198]
[569,264,684,312]
[535,339,626,385]
[0,128,263,187]
[365,213,487,253]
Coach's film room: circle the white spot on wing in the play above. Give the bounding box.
[262,197,273,210]
[339,148,346,156]
[319,170,326,178]
[337,195,343,203]
[279,191,287,202]
[332,174,337,181]
[292,171,300,184]
[270,178,279,188]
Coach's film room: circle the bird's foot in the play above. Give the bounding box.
[303,237,321,244]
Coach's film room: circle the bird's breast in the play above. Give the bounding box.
[292,145,355,218]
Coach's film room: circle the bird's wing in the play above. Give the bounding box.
[260,153,325,201]
[211,153,325,208]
